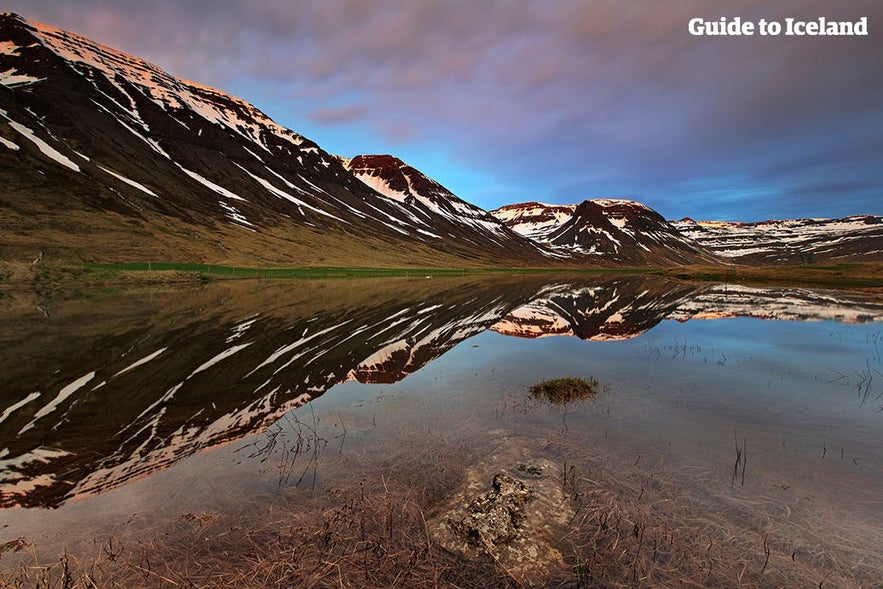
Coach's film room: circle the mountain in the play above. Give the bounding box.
[0,13,549,269]
[489,277,700,340]
[488,201,577,243]
[671,216,883,264]
[1,13,878,272]
[491,279,883,343]
[339,154,546,258]
[492,200,716,264]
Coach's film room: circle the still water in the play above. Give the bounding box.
[1,275,881,586]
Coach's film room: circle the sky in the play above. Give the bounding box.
[5,0,882,221]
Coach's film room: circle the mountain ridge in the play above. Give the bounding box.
[491,199,719,265]
[1,12,879,270]
[0,12,552,269]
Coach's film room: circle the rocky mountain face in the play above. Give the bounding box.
[671,216,883,264]
[0,13,548,268]
[483,201,576,242]
[492,200,716,265]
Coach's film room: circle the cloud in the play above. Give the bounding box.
[308,105,368,126]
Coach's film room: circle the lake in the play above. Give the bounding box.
[1,274,881,587]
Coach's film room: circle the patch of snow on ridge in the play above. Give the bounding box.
[0,392,41,425]
[0,40,21,54]
[113,348,168,377]
[592,198,649,209]
[0,110,80,172]
[227,316,260,343]
[188,343,253,379]
[356,339,410,370]
[354,170,406,202]
[178,165,247,201]
[0,136,19,150]
[97,164,158,197]
[218,201,255,230]
[0,68,44,87]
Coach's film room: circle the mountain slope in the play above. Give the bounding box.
[672,216,883,264]
[0,13,548,268]
[492,200,716,264]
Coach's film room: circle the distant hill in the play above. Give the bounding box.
[491,200,717,265]
[671,216,883,264]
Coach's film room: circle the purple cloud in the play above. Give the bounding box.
[308,105,369,126]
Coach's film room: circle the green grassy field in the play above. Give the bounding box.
[3,261,882,303]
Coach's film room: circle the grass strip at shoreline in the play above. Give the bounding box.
[83,260,883,289]
[5,260,881,292]
[82,262,655,279]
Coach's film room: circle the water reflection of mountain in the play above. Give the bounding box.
[491,282,883,341]
[489,280,698,340]
[1,276,880,508]
[0,275,553,509]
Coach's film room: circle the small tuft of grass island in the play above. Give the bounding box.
[529,376,599,404]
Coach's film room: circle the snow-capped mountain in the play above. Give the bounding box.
[671,216,883,264]
[2,13,877,270]
[0,13,548,268]
[489,277,699,340]
[489,201,577,242]
[492,200,716,264]
[340,154,545,257]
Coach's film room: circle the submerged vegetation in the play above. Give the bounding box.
[530,376,600,404]
[1,424,875,588]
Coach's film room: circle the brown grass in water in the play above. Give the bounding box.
[2,425,880,588]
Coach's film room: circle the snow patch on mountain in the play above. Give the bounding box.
[0,67,43,86]
[0,109,80,171]
[97,164,158,197]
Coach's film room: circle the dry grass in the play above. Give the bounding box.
[0,444,509,589]
[3,432,878,589]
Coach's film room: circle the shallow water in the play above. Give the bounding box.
[1,275,881,585]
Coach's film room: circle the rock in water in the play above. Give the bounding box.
[455,474,534,546]
[429,452,571,587]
